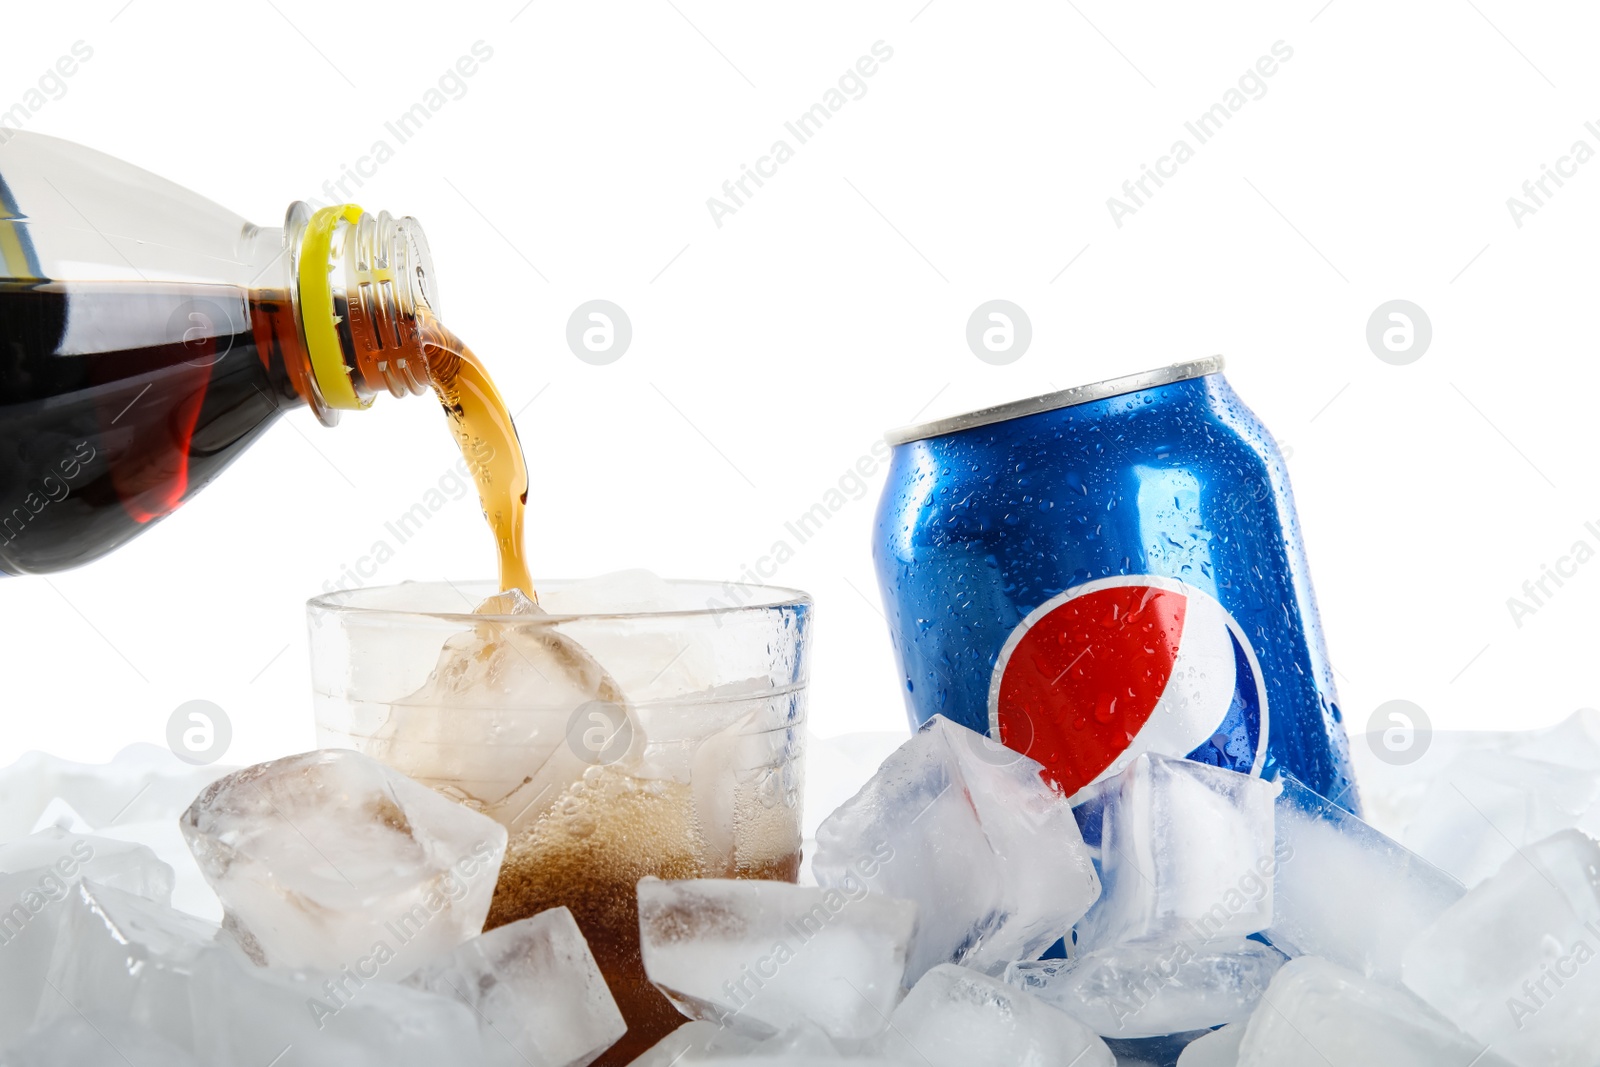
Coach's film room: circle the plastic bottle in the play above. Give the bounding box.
[0,131,439,574]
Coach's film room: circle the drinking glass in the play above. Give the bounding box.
[307,578,811,1064]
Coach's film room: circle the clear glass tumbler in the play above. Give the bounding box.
[306,578,811,1064]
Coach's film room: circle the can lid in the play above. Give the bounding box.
[884,355,1226,446]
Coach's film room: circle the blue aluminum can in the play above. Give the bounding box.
[873,357,1358,810]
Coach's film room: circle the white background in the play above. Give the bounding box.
[3,0,1597,769]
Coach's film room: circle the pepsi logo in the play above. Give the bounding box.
[986,575,1269,802]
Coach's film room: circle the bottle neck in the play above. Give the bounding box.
[278,202,439,425]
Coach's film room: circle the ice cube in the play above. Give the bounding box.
[33,880,218,1051]
[550,573,785,802]
[1176,1023,1244,1067]
[1347,726,1518,842]
[1236,957,1506,1066]
[476,569,719,712]
[627,1020,760,1066]
[802,731,913,841]
[0,744,229,842]
[474,587,542,615]
[1005,937,1285,1038]
[1403,750,1600,887]
[180,749,506,975]
[1352,712,1600,856]
[88,815,221,923]
[876,964,1115,1067]
[626,1019,844,1065]
[1075,755,1278,951]
[633,1021,864,1066]
[541,570,716,696]
[9,760,224,920]
[0,829,174,1046]
[403,906,624,1067]
[703,1061,890,1067]
[1510,708,1600,771]
[0,747,223,921]
[811,716,1099,981]
[0,828,174,897]
[0,1014,201,1067]
[188,945,486,1066]
[1266,775,1464,981]
[1401,829,1600,1066]
[748,1021,840,1057]
[541,569,679,615]
[29,797,93,834]
[638,876,915,1040]
[370,601,632,821]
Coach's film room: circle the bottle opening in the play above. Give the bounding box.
[290,202,437,421]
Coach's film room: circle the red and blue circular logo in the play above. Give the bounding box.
[987,575,1269,801]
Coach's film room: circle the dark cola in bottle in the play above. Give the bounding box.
[0,131,456,576]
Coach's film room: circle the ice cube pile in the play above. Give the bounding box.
[619,708,1600,1066]
[0,746,625,1067]
[3,708,1600,1065]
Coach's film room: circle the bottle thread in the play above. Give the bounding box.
[285,201,437,423]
